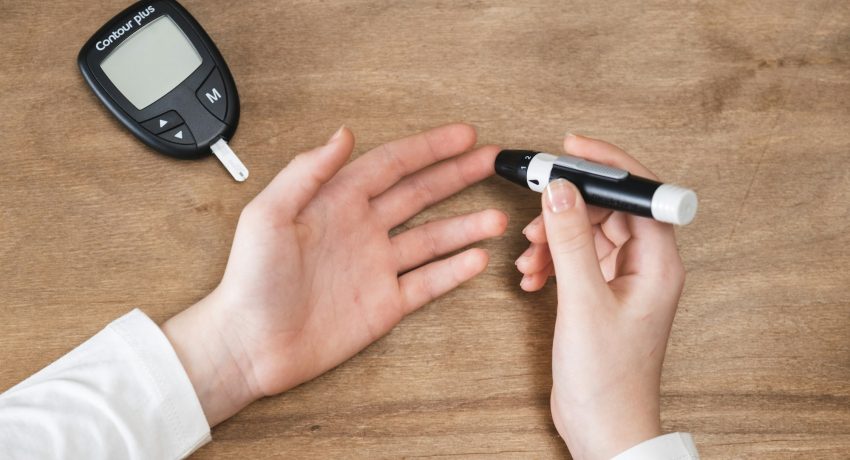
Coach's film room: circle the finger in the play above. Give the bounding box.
[372,145,498,228]
[592,225,617,261]
[532,263,557,279]
[615,215,683,281]
[392,209,508,273]
[522,216,546,244]
[520,262,552,292]
[564,134,681,279]
[564,134,659,180]
[599,211,631,248]
[610,230,685,310]
[254,127,354,219]
[515,243,551,275]
[398,248,489,315]
[587,207,616,226]
[598,244,621,282]
[523,206,614,244]
[340,123,477,198]
[518,226,614,276]
[542,179,609,305]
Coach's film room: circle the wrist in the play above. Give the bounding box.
[161,293,262,426]
[552,388,662,460]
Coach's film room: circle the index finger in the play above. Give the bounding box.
[339,123,477,197]
[564,134,659,180]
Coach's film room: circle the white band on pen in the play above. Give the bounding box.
[526,153,558,192]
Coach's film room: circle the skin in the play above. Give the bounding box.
[514,134,686,459]
[160,125,684,458]
[162,123,509,426]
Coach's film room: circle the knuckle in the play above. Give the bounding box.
[240,199,268,222]
[661,248,685,279]
[289,151,308,166]
[453,156,475,185]
[383,145,409,177]
[549,226,594,257]
[421,225,441,259]
[411,176,436,206]
[651,252,686,295]
[420,270,439,302]
[284,151,313,176]
[240,198,283,228]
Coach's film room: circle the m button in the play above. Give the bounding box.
[196,68,227,121]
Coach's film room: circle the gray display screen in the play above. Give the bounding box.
[100,16,203,110]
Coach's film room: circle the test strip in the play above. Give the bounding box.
[211,138,249,182]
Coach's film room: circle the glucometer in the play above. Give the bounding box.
[78,0,248,181]
[496,150,698,225]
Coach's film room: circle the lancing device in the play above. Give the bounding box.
[495,150,698,225]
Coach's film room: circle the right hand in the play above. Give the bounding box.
[515,134,686,459]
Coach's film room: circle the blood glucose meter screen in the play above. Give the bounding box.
[100,16,202,110]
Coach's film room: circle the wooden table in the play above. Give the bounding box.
[2,0,849,457]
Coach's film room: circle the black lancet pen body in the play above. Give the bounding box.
[496,150,698,225]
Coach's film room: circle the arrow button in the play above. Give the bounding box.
[160,125,195,145]
[142,111,185,135]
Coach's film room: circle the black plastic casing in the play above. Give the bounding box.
[495,150,662,218]
[495,149,530,187]
[557,167,659,218]
[78,0,239,159]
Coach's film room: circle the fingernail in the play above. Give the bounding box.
[520,275,531,290]
[520,245,534,259]
[522,220,537,235]
[328,125,345,144]
[546,179,576,214]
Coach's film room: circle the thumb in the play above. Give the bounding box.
[258,126,354,218]
[542,179,608,304]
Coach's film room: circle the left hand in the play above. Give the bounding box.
[163,124,507,426]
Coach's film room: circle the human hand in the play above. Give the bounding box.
[163,124,507,426]
[515,135,685,459]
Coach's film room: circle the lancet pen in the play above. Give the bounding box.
[495,150,698,225]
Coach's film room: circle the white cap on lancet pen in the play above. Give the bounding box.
[651,184,698,225]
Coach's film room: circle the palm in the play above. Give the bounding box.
[212,125,507,396]
[293,189,405,354]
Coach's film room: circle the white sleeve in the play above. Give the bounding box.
[611,433,699,460]
[0,309,211,460]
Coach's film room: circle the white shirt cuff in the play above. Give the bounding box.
[0,309,211,459]
[109,309,212,456]
[611,433,699,460]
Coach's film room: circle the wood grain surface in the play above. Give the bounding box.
[2,0,850,458]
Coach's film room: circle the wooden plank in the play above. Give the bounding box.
[1,0,849,457]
